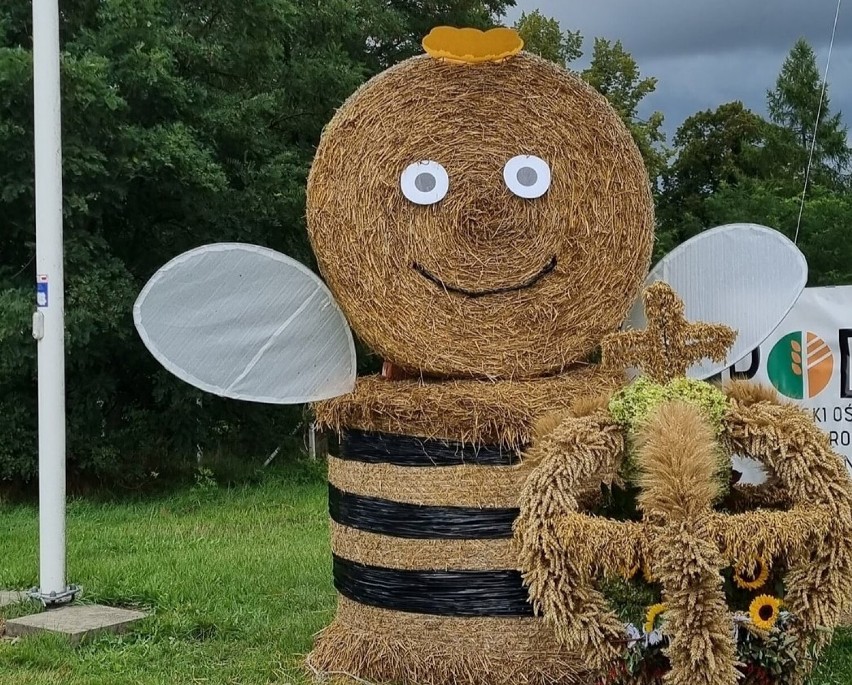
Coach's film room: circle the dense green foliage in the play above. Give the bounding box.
[0,0,511,484]
[1,4,850,485]
[514,9,582,66]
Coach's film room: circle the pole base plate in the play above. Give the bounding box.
[27,584,80,606]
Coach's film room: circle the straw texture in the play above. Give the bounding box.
[515,402,741,682]
[515,379,852,685]
[314,372,625,685]
[602,282,736,382]
[314,367,621,447]
[723,381,852,677]
[307,52,653,379]
[513,409,628,674]
[308,597,587,685]
[636,402,738,685]
[330,522,516,570]
[328,456,532,508]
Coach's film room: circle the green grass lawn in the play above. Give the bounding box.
[0,467,334,684]
[1,466,851,684]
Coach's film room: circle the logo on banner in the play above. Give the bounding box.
[767,331,833,399]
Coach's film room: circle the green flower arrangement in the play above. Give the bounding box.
[608,377,668,431]
[609,377,729,434]
[609,377,731,489]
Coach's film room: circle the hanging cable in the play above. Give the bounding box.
[795,0,842,244]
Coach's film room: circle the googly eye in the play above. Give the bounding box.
[400,160,450,205]
[503,155,551,199]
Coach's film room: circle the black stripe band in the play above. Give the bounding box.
[333,555,534,617]
[328,485,518,540]
[339,429,521,467]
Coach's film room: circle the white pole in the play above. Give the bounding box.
[32,0,72,603]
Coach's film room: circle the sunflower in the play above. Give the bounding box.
[749,595,782,631]
[734,557,770,591]
[644,603,667,633]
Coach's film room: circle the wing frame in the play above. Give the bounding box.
[133,242,357,405]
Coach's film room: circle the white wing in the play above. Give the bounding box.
[133,243,356,404]
[627,223,808,379]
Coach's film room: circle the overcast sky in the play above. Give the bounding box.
[506,0,851,139]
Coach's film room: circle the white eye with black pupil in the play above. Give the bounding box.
[503,155,551,199]
[401,160,449,205]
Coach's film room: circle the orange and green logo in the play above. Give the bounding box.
[767,331,833,399]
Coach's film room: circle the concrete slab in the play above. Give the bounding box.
[0,591,25,607]
[6,605,147,644]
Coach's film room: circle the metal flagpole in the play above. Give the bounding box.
[31,0,76,605]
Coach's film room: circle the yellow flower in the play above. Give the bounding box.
[734,557,770,590]
[644,603,667,633]
[749,595,782,631]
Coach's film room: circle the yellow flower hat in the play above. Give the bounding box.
[422,26,524,64]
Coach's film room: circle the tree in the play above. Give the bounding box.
[699,179,852,287]
[766,38,850,184]
[656,39,852,270]
[582,38,667,182]
[657,102,770,254]
[514,9,581,68]
[667,103,768,196]
[356,0,515,70]
[0,0,513,485]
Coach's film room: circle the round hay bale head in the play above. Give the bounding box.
[307,52,654,379]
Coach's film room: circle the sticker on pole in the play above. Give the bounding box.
[36,274,49,308]
[133,243,357,404]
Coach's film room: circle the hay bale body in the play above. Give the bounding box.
[307,52,653,379]
[310,371,618,685]
[310,598,586,685]
[313,366,619,447]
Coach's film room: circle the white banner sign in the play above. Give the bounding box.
[714,286,852,476]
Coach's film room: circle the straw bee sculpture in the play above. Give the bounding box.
[305,27,652,685]
[134,25,825,685]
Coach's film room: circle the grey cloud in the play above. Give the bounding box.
[507,0,850,59]
[638,50,789,137]
[505,1,851,136]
